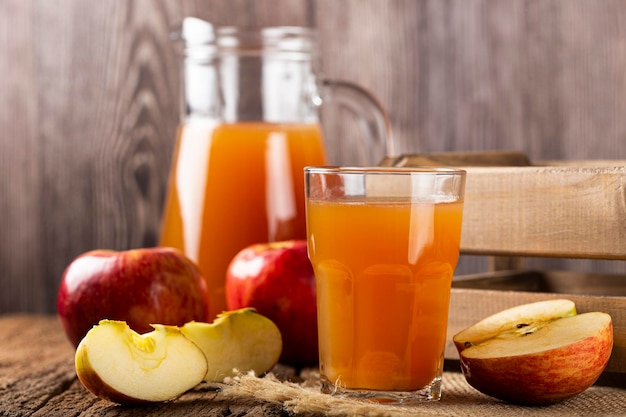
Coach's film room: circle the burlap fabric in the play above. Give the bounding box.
[220,369,626,416]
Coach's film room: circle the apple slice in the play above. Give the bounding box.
[181,308,282,382]
[453,299,613,405]
[75,320,208,404]
[453,299,578,352]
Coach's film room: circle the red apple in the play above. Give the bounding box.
[453,299,613,405]
[57,247,211,347]
[225,240,318,366]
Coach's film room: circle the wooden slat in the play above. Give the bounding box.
[380,150,532,167]
[460,164,626,260]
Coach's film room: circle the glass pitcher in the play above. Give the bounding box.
[160,18,393,319]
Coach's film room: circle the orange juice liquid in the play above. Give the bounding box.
[160,121,327,319]
[307,199,463,392]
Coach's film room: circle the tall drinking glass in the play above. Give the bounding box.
[305,166,466,403]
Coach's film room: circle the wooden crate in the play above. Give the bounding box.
[382,152,626,374]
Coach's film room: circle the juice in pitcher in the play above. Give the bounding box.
[307,197,464,394]
[160,120,326,319]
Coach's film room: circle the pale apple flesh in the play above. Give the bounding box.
[453,300,613,405]
[453,299,578,352]
[181,308,282,382]
[75,320,208,404]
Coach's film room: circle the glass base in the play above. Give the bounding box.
[320,374,442,404]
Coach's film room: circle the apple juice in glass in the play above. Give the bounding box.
[305,167,466,403]
[160,19,390,319]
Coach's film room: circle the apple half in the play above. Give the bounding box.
[75,320,208,404]
[453,299,613,405]
[181,308,282,382]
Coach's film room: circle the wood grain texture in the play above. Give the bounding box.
[461,165,626,259]
[317,0,626,159]
[2,0,626,314]
[0,0,46,313]
[3,314,626,416]
[0,315,77,415]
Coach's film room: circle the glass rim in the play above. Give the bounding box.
[304,166,466,176]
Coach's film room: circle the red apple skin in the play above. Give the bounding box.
[459,321,613,405]
[225,240,318,366]
[57,247,211,347]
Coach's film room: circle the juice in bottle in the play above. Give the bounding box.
[306,198,464,392]
[160,120,327,319]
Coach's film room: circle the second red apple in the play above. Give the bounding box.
[225,240,318,366]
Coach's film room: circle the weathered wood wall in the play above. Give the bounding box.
[2,0,626,314]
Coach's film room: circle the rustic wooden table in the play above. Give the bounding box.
[2,314,626,417]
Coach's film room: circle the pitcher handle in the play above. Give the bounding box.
[318,79,395,166]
